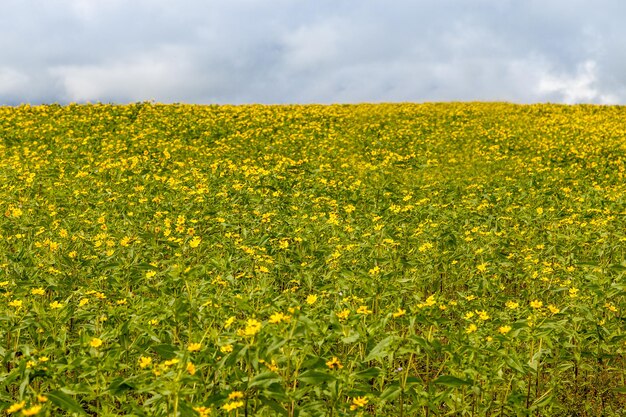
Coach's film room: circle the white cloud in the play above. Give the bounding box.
[1,0,626,104]
[537,60,619,104]
[49,46,198,103]
[0,67,29,96]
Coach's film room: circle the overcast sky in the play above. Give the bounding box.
[1,0,624,105]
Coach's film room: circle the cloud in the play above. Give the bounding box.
[537,60,619,104]
[1,0,625,104]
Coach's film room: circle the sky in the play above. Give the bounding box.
[1,0,624,105]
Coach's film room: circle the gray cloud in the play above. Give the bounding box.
[1,0,624,104]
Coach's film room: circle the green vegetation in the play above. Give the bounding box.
[1,102,626,416]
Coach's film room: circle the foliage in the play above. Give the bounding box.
[1,102,626,416]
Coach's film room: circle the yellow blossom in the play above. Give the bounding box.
[6,401,25,414]
[392,308,406,318]
[187,342,202,352]
[138,356,152,368]
[242,319,262,336]
[547,304,560,314]
[268,312,290,324]
[465,323,478,334]
[350,396,368,410]
[475,310,490,321]
[357,305,372,314]
[498,325,512,335]
[189,236,202,248]
[530,300,543,309]
[228,391,244,400]
[222,401,244,412]
[21,405,42,416]
[220,344,233,353]
[163,358,179,367]
[324,302,344,320]
[90,338,103,348]
[186,362,196,375]
[326,357,343,370]
[224,316,236,329]
[305,294,318,305]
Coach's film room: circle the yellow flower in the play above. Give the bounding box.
[306,294,318,305]
[465,323,478,334]
[186,362,196,375]
[568,287,579,298]
[349,396,368,410]
[242,319,261,336]
[268,312,290,324]
[424,294,436,306]
[163,358,180,367]
[138,356,152,368]
[356,305,372,314]
[8,299,22,308]
[189,236,202,248]
[498,325,512,335]
[193,406,212,417]
[368,265,381,275]
[475,310,490,321]
[392,308,406,318]
[547,304,560,314]
[31,288,45,295]
[228,391,244,400]
[10,207,23,217]
[336,309,350,321]
[476,263,488,272]
[222,401,244,412]
[326,357,343,370]
[505,300,519,310]
[224,316,236,329]
[6,401,25,414]
[49,301,64,309]
[187,342,202,352]
[22,405,42,416]
[36,395,48,403]
[90,338,103,348]
[145,271,157,279]
[530,300,543,309]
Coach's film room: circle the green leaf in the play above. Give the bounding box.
[249,371,282,388]
[379,383,402,401]
[298,370,336,385]
[365,335,396,362]
[48,390,88,416]
[353,367,382,380]
[260,399,288,416]
[107,377,135,395]
[432,375,473,387]
[153,344,178,359]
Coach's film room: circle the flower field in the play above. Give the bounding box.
[2,102,626,416]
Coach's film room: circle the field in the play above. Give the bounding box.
[2,102,626,416]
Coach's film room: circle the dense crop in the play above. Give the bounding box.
[1,102,626,416]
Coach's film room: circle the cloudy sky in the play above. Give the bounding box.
[1,0,624,105]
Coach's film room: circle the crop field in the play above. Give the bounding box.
[2,102,626,416]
